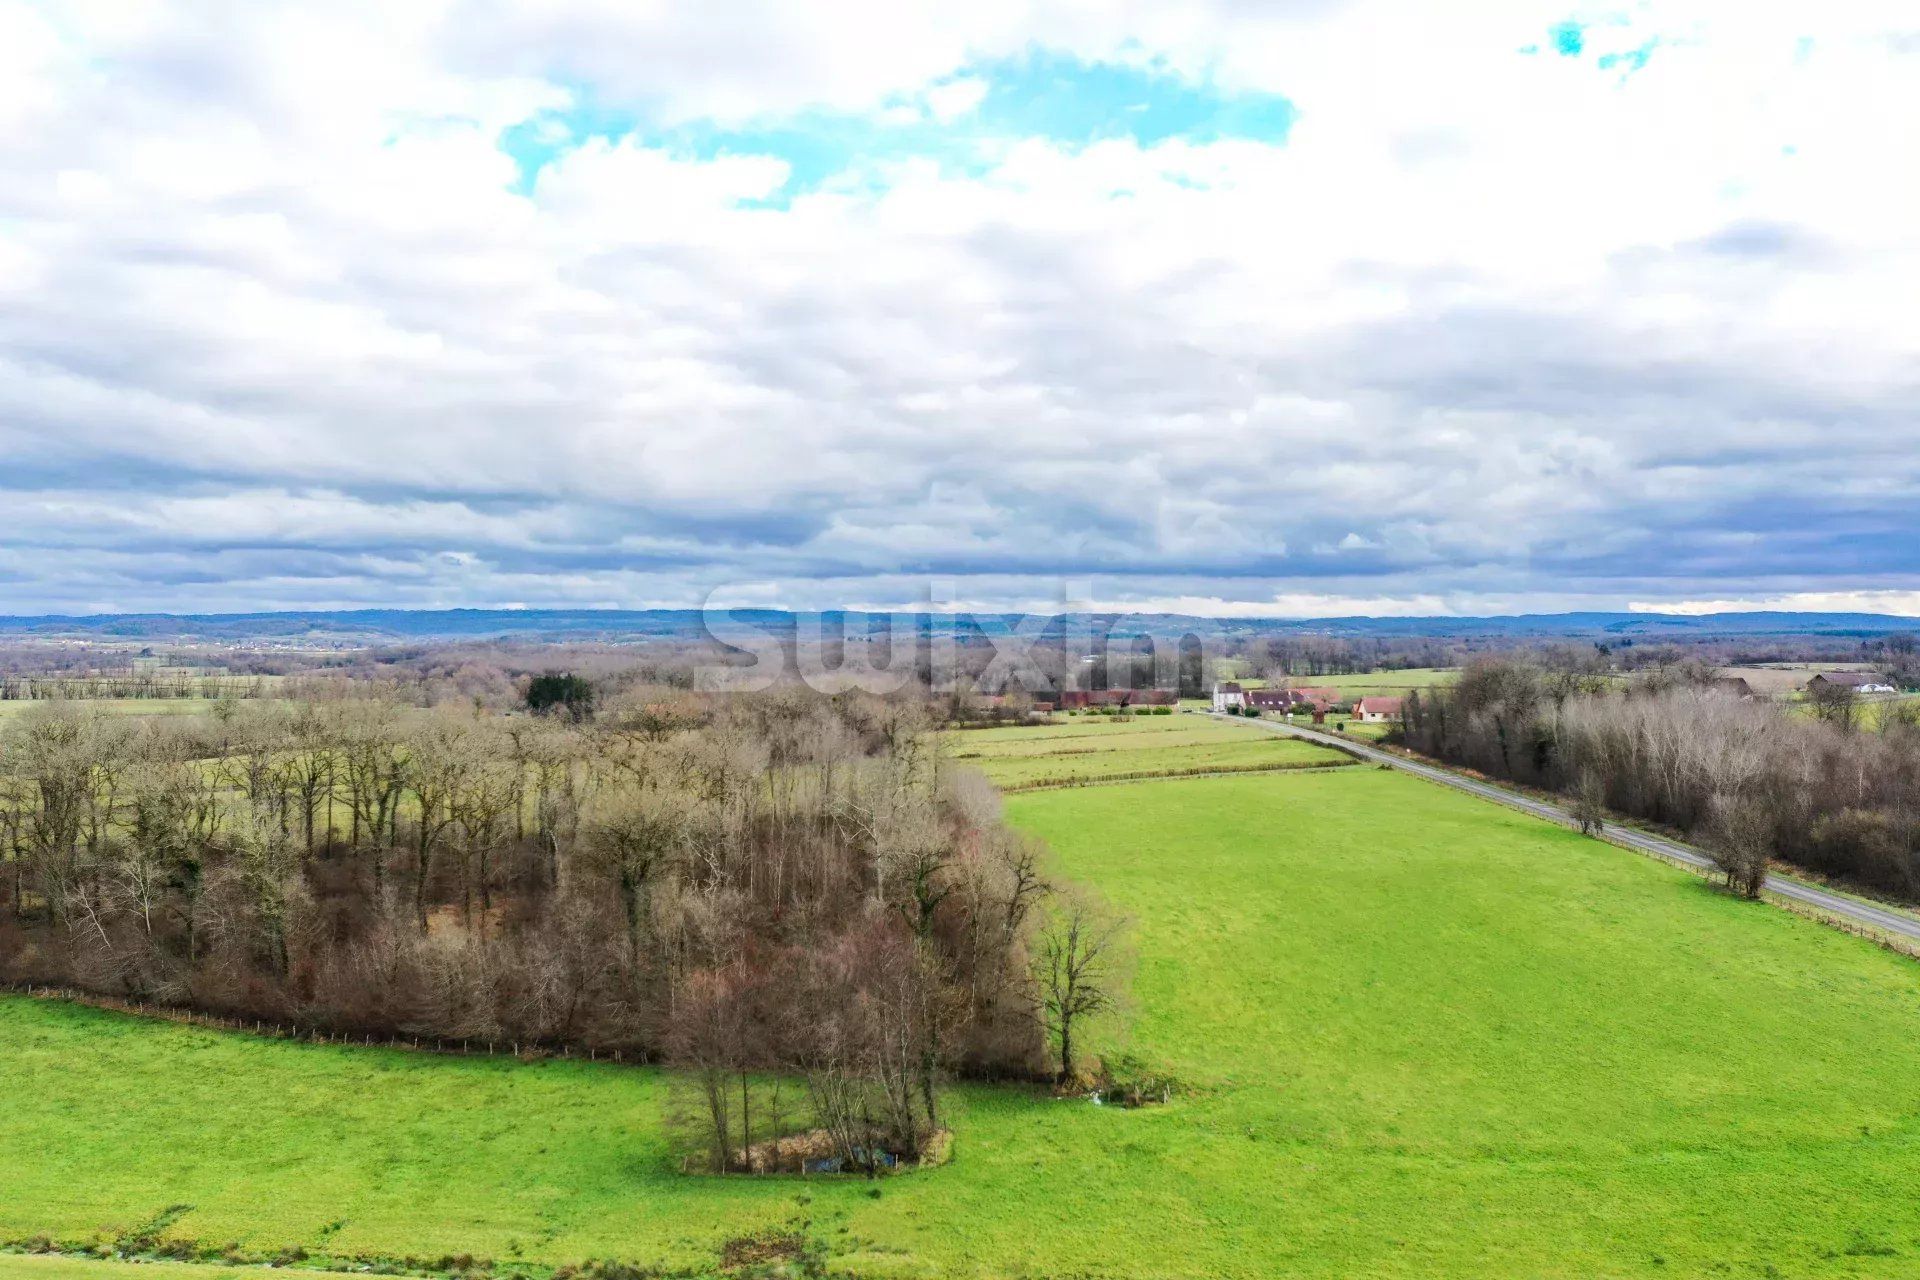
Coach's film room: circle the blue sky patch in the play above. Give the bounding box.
[1598,38,1659,73]
[971,51,1294,149]
[1523,18,1660,77]
[497,51,1296,201]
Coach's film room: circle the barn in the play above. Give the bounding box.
[1809,672,1897,695]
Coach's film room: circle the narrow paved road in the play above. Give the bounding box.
[1211,712,1920,943]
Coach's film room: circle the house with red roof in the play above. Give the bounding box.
[1213,682,1339,713]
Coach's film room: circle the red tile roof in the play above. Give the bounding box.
[1352,696,1405,716]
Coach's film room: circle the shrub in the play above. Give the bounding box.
[525,671,595,720]
[1094,1052,1179,1107]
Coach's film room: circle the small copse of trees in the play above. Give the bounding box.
[0,687,1131,1177]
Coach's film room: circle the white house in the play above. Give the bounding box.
[1211,681,1247,712]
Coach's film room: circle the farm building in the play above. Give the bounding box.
[1253,687,1340,711]
[1712,677,1756,698]
[1212,683,1337,713]
[1808,672,1897,695]
[1351,696,1405,723]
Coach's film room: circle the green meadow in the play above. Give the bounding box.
[1785,693,1920,729]
[1271,667,1456,693]
[1228,667,1451,694]
[948,716,1349,787]
[952,713,1224,744]
[1213,667,1456,695]
[11,726,1920,1276]
[0,1260,245,1280]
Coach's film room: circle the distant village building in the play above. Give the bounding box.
[1711,676,1756,699]
[1212,682,1337,713]
[1210,682,1247,712]
[1808,672,1897,695]
[1351,696,1405,723]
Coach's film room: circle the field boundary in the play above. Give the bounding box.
[0,1231,554,1280]
[0,1242,397,1280]
[1000,760,1357,793]
[0,982,636,1065]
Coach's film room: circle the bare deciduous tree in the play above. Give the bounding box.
[1704,792,1772,899]
[1570,769,1607,838]
[0,683,1096,1170]
[1808,679,1860,729]
[1036,891,1131,1085]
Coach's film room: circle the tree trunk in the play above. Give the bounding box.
[415,823,433,931]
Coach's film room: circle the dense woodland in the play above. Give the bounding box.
[1405,657,1920,901]
[0,685,1116,1174]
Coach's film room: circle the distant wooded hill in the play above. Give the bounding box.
[0,607,1916,643]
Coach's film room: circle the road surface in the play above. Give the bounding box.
[1212,712,1920,944]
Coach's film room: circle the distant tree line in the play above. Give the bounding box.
[1403,657,1920,900]
[0,686,1125,1173]
[0,675,277,702]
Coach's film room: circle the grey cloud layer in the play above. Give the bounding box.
[1,2,1917,615]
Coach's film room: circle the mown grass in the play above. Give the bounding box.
[950,713,1208,744]
[0,1259,247,1280]
[1228,668,1457,694]
[1327,717,1395,740]
[952,723,1273,756]
[1302,667,1456,691]
[947,715,1348,787]
[967,736,1346,788]
[14,759,1920,1275]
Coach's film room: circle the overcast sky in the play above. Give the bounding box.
[2,2,1918,618]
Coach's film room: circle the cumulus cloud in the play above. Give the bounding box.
[0,1,1917,615]
[922,77,989,122]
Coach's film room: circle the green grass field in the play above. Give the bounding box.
[953,712,1235,742]
[1327,717,1395,740]
[1288,667,1455,692]
[947,716,1349,787]
[15,729,1920,1276]
[1784,693,1920,729]
[1225,668,1455,695]
[1204,708,1397,741]
[0,1260,246,1280]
